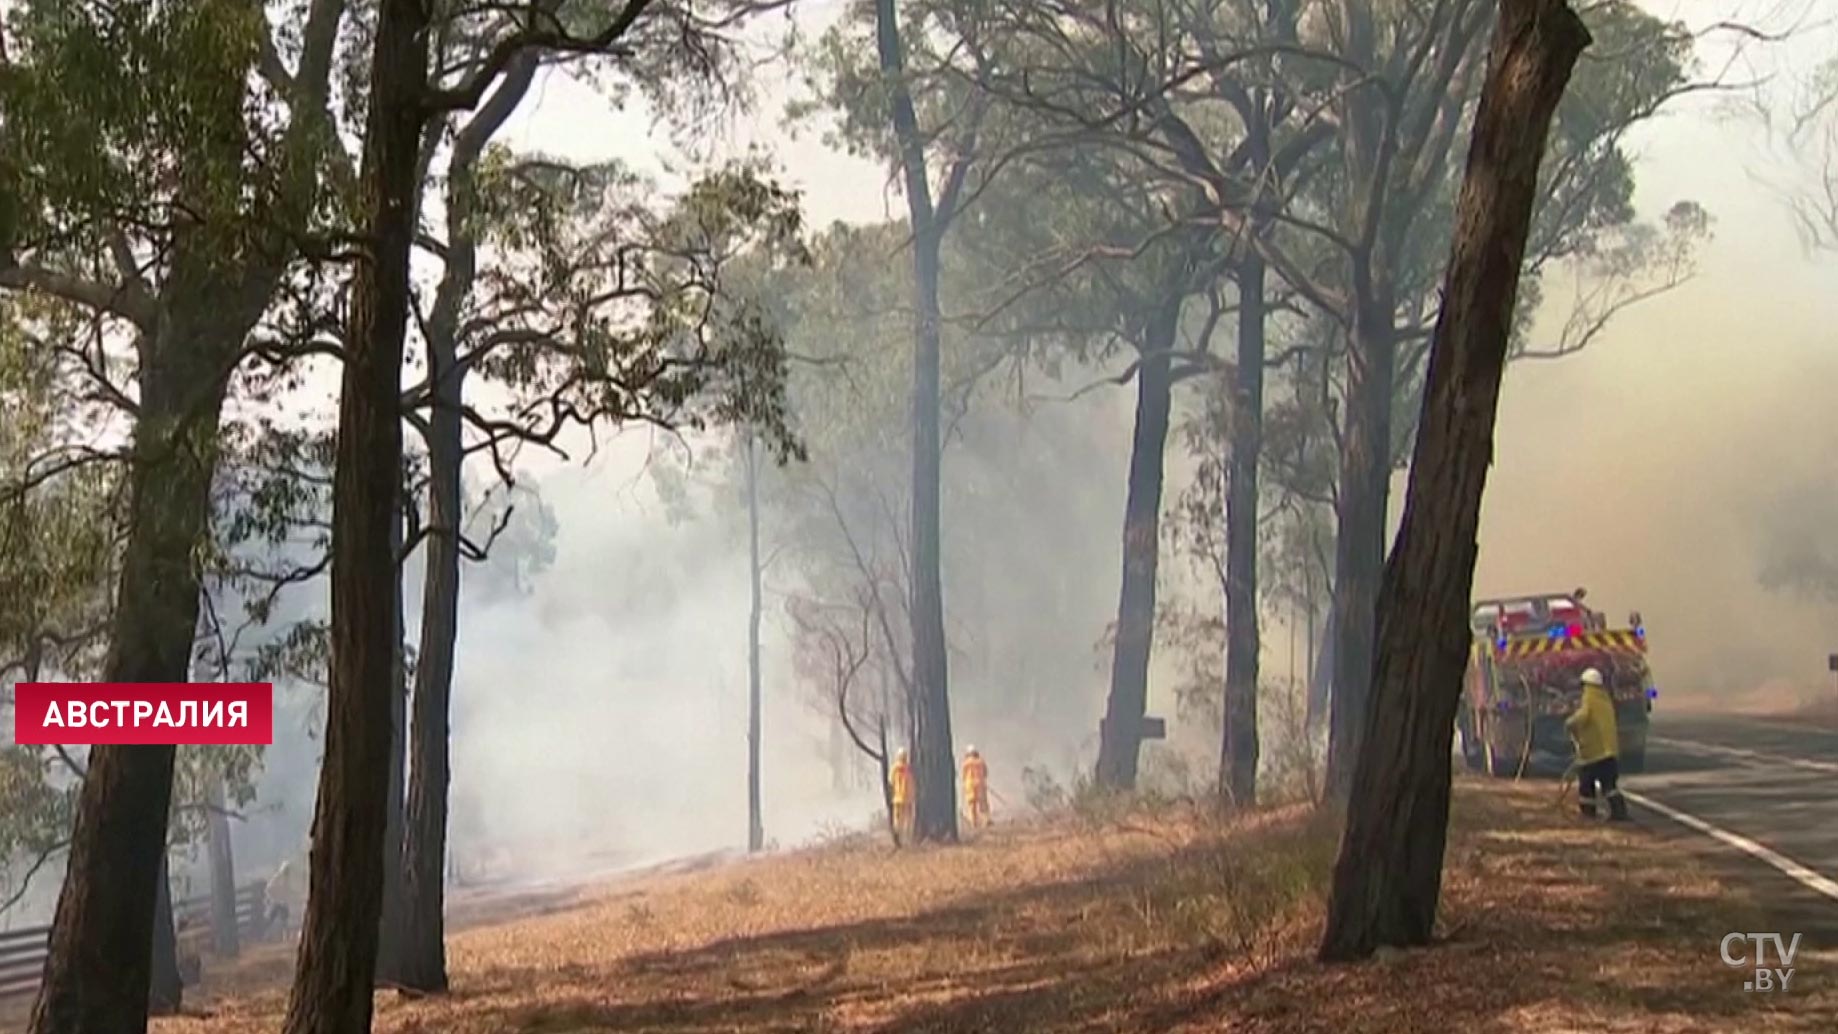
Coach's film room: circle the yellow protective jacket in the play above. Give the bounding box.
[1564,684,1619,765]
[889,761,914,806]
[264,858,309,916]
[961,756,987,800]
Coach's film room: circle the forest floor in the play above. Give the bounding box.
[24,776,1838,1033]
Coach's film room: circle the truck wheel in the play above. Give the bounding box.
[1483,740,1517,777]
[1479,716,1517,777]
[1457,713,1484,771]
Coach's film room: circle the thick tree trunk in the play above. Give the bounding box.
[375,504,409,983]
[28,284,238,1034]
[1319,0,1591,962]
[148,858,180,1015]
[1221,249,1266,808]
[746,434,765,853]
[1095,296,1182,791]
[1323,285,1397,800]
[875,0,956,844]
[205,777,239,958]
[280,0,429,1028]
[20,9,339,1029]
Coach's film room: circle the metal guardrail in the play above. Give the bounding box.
[0,925,51,1002]
[175,882,267,941]
[0,880,266,1003]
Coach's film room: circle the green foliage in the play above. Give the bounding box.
[466,153,810,464]
[0,746,76,903]
[243,618,332,688]
[0,306,113,898]
[0,0,283,263]
[171,744,264,842]
[1149,603,1226,729]
[0,303,116,681]
[789,0,987,168]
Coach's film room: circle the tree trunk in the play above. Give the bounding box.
[395,358,461,993]
[906,222,957,844]
[875,0,957,844]
[148,857,180,1015]
[20,8,339,1026]
[746,433,765,853]
[1221,248,1266,808]
[1319,0,1591,961]
[390,52,537,988]
[1307,604,1334,735]
[877,720,897,842]
[205,777,239,958]
[1094,296,1182,791]
[28,287,237,1034]
[1323,283,1397,800]
[375,500,409,983]
[280,0,430,1028]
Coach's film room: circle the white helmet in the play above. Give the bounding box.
[895,747,908,761]
[1580,668,1604,687]
[964,744,977,755]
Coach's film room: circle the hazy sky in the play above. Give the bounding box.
[493,0,1838,688]
[1477,1,1838,707]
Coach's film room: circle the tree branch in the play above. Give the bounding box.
[422,0,653,113]
[0,263,157,330]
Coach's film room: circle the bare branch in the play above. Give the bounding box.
[422,0,653,113]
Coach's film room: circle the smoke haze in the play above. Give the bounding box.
[7,0,1834,927]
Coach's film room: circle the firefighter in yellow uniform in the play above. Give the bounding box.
[1565,668,1630,821]
[889,748,915,841]
[263,854,309,940]
[961,745,991,829]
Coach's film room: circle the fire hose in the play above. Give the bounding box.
[1553,730,1581,811]
[1554,759,1580,810]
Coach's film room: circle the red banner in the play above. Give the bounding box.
[12,683,274,746]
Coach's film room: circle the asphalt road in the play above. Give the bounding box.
[1625,709,1838,968]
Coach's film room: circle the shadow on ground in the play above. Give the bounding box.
[370,784,1835,1034]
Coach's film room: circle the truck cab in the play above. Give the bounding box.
[1470,590,1605,638]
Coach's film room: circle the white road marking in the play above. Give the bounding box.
[1648,736,1838,776]
[1624,790,1838,903]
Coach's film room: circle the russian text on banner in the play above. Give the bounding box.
[13,683,274,746]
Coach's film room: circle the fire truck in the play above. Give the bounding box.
[1456,589,1655,777]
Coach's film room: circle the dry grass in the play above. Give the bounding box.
[12,777,1826,1034]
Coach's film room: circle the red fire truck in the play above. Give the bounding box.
[1457,590,1655,776]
